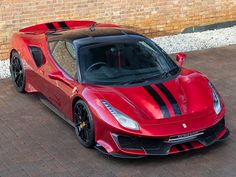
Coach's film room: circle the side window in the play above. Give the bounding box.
[65,42,76,59]
[29,46,45,67]
[49,41,77,78]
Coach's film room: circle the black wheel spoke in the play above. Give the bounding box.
[16,58,21,70]
[12,63,17,70]
[15,73,22,86]
[18,75,23,86]
[15,73,20,82]
[11,56,24,89]
[74,102,92,143]
[79,127,86,141]
[84,126,90,140]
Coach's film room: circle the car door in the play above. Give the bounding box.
[45,40,79,120]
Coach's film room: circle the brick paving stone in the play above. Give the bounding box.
[0,45,236,177]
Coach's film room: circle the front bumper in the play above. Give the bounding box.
[108,117,229,158]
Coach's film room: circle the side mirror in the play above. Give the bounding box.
[176,52,186,67]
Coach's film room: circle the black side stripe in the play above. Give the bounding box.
[46,23,56,31]
[58,21,70,30]
[144,86,170,118]
[175,144,184,151]
[156,83,181,116]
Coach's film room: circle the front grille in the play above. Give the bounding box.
[113,134,164,150]
[112,117,226,155]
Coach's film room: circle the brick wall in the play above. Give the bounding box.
[0,0,236,60]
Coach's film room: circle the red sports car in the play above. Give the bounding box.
[9,20,229,158]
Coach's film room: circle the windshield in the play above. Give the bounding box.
[79,37,179,85]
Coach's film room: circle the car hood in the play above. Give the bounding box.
[89,68,216,125]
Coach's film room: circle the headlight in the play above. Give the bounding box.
[101,100,140,130]
[209,82,222,115]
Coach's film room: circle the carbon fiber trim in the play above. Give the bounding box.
[112,117,229,155]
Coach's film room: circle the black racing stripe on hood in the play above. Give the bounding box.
[46,23,56,31]
[58,21,70,29]
[156,83,181,116]
[143,85,170,118]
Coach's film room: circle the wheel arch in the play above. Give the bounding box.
[72,96,83,122]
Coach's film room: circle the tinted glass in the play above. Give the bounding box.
[50,41,77,77]
[79,38,179,85]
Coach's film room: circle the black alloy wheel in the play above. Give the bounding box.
[74,100,95,148]
[10,52,26,93]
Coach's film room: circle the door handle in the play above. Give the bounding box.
[48,71,75,89]
[39,70,45,75]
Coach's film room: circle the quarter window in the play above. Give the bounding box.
[49,41,77,77]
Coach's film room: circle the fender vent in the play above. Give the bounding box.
[29,46,44,67]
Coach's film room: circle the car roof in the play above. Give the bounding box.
[47,27,142,42]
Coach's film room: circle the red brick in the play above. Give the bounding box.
[0,0,236,60]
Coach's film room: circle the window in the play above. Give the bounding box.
[79,38,178,85]
[65,42,76,59]
[49,41,77,78]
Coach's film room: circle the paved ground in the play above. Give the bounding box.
[0,45,236,177]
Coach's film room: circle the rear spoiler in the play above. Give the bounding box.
[19,20,97,34]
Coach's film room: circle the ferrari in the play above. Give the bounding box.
[9,20,229,158]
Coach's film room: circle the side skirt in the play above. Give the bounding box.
[40,97,75,128]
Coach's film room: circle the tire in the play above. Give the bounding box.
[10,52,26,93]
[74,100,95,148]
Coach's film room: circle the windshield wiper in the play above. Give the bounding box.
[124,73,164,85]
[124,67,179,85]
